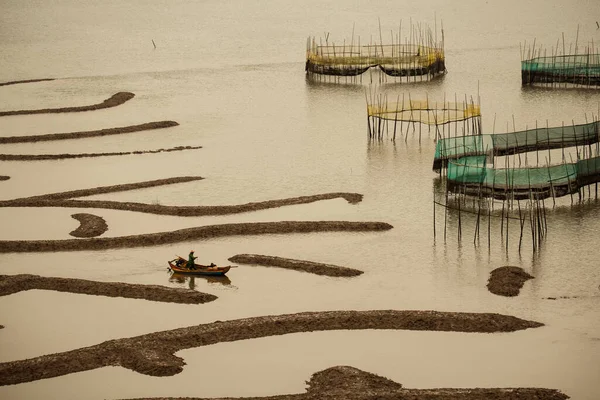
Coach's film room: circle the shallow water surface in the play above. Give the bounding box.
[1,1,600,399]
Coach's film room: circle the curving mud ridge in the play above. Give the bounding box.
[0,274,216,304]
[0,175,362,216]
[0,145,201,161]
[0,310,543,386]
[0,221,392,253]
[487,266,534,297]
[0,121,179,144]
[0,176,9,181]
[69,213,108,238]
[228,254,363,277]
[0,92,134,117]
[0,78,55,87]
[119,365,569,400]
[1,176,203,203]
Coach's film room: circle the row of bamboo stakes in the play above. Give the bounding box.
[433,115,600,253]
[364,88,599,252]
[366,91,481,142]
[521,27,600,87]
[306,20,445,84]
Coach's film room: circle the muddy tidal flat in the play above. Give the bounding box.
[119,365,569,400]
[0,91,134,116]
[487,266,535,297]
[0,310,542,386]
[228,254,364,277]
[0,274,217,304]
[2,3,600,398]
[0,221,392,253]
[69,213,108,238]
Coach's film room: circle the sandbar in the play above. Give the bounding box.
[0,309,543,386]
[69,213,108,238]
[0,221,393,253]
[0,78,55,87]
[0,92,134,117]
[0,274,216,304]
[228,254,363,277]
[487,266,534,297]
[119,365,569,400]
[0,121,179,144]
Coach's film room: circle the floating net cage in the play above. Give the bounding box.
[433,117,600,252]
[306,22,446,84]
[521,37,600,88]
[366,92,481,141]
[433,120,600,170]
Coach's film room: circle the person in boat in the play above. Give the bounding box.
[188,250,198,270]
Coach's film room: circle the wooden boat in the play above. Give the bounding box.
[168,257,231,276]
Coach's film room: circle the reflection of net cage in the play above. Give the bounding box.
[433,117,600,252]
[306,23,445,84]
[521,39,600,87]
[366,93,481,141]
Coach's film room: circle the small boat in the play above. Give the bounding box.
[168,257,231,276]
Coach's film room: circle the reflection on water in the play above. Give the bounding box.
[304,69,447,91]
[169,272,232,289]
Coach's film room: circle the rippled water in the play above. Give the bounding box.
[0,1,599,399]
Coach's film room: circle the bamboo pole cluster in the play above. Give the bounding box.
[306,20,445,84]
[521,29,600,87]
[366,91,481,141]
[433,115,600,253]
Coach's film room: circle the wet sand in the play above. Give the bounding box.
[0,92,134,116]
[228,254,363,277]
[69,213,108,238]
[0,310,543,386]
[0,145,201,160]
[0,221,393,253]
[0,274,217,304]
[0,78,55,87]
[487,266,534,297]
[0,121,179,144]
[119,366,569,400]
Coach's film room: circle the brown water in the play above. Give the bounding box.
[1,0,599,399]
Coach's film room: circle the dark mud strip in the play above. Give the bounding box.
[0,221,393,253]
[487,266,534,297]
[120,366,569,400]
[2,176,203,203]
[0,78,55,87]
[228,254,363,277]
[0,92,134,117]
[3,192,363,217]
[0,310,543,386]
[0,176,9,181]
[0,146,202,161]
[0,121,179,144]
[545,296,579,300]
[70,213,108,238]
[0,274,216,304]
